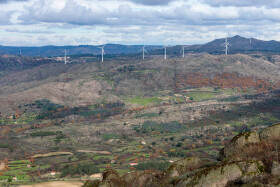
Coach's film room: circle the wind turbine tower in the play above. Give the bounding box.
[98,45,106,62]
[222,37,230,55]
[162,45,168,59]
[141,45,147,59]
[19,48,22,56]
[64,49,67,64]
[181,45,186,58]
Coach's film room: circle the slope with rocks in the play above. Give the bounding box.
[83,123,280,187]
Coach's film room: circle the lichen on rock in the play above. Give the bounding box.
[218,131,260,160]
[166,157,201,178]
[259,123,280,141]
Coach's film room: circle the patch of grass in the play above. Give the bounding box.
[135,161,170,171]
[135,113,159,118]
[94,72,115,86]
[92,155,114,160]
[0,144,14,151]
[33,152,73,158]
[135,121,186,133]
[102,134,121,140]
[187,92,214,101]
[30,131,56,137]
[9,160,29,165]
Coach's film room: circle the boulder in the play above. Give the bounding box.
[178,161,264,187]
[259,124,280,141]
[122,170,166,187]
[237,160,265,174]
[218,131,260,160]
[98,169,126,187]
[83,180,100,187]
[234,161,265,185]
[166,157,201,177]
[178,163,243,187]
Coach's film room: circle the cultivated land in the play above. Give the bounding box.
[0,52,280,185]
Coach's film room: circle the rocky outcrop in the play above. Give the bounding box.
[259,123,280,141]
[166,157,201,177]
[83,180,100,187]
[83,124,280,187]
[179,163,242,187]
[178,161,264,187]
[218,131,260,160]
[219,124,280,161]
[98,169,126,187]
[122,170,165,187]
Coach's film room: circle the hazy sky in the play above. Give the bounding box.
[0,0,280,46]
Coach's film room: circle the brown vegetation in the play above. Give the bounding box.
[175,72,275,91]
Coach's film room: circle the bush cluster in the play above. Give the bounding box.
[60,163,100,177]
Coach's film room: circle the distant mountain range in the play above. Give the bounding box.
[0,44,161,57]
[1,36,280,57]
[198,35,280,54]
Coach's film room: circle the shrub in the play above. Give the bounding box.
[176,142,183,147]
[34,99,63,112]
[61,163,100,177]
[30,131,56,137]
[167,151,186,157]
[141,121,186,133]
[0,144,14,152]
[135,162,170,171]
[102,134,120,140]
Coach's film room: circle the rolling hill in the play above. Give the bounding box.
[0,44,161,57]
[1,36,280,57]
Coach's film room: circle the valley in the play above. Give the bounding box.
[0,52,280,185]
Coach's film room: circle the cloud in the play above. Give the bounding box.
[202,0,280,8]
[19,1,164,26]
[129,0,173,6]
[0,11,13,24]
[0,0,27,3]
[2,0,280,46]
[17,1,235,27]
[5,28,54,33]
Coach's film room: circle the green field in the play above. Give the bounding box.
[124,96,163,106]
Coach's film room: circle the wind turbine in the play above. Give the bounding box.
[64,49,69,64]
[98,44,106,62]
[19,48,22,56]
[162,43,170,60]
[181,45,187,58]
[163,45,167,59]
[222,37,230,55]
[141,45,148,59]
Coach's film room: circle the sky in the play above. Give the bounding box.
[0,0,280,46]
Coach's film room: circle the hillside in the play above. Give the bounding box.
[83,123,280,187]
[199,35,280,54]
[0,44,161,57]
[1,53,280,185]
[0,54,280,116]
[1,36,280,58]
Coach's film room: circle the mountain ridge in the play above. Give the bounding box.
[1,35,280,57]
